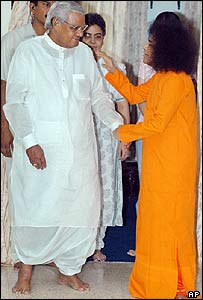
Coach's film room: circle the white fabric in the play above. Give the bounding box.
[1,22,36,265]
[3,33,123,228]
[137,60,156,122]
[95,226,107,250]
[1,23,36,81]
[196,15,202,284]
[94,58,125,227]
[12,226,97,275]
[8,1,31,32]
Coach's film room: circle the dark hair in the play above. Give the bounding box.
[30,1,39,5]
[149,11,198,74]
[85,13,106,36]
[154,11,182,28]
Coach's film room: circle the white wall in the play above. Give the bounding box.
[1,1,11,38]
[147,1,185,24]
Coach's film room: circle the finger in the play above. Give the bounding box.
[5,147,12,157]
[40,155,47,169]
[10,142,14,152]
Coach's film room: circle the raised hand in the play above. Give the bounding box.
[95,50,117,73]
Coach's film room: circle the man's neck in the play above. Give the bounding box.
[32,21,46,36]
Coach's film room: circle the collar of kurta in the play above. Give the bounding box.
[43,32,76,57]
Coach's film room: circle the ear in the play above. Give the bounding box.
[52,17,60,28]
[29,3,36,14]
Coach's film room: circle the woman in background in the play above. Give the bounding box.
[82,13,130,262]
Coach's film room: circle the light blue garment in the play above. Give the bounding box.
[136,139,142,180]
[135,139,142,214]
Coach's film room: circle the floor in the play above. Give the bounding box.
[1,262,134,299]
[2,263,202,299]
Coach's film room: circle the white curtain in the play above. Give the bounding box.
[184,1,202,289]
[196,17,202,291]
[8,1,31,31]
[1,1,31,266]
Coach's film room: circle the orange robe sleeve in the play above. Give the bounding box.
[106,69,154,105]
[106,70,186,143]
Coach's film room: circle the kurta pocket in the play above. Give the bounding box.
[72,74,91,100]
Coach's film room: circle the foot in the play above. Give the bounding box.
[12,264,32,294]
[92,249,106,262]
[58,273,90,291]
[127,249,136,257]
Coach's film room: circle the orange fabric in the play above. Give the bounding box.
[177,260,186,296]
[106,70,198,299]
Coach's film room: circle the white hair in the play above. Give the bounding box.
[45,1,85,29]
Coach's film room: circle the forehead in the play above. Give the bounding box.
[85,24,103,34]
[68,12,85,24]
[38,1,55,5]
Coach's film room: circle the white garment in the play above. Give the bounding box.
[4,33,123,228]
[1,23,36,81]
[94,58,126,250]
[12,226,97,275]
[137,60,156,122]
[1,23,37,265]
[95,58,125,227]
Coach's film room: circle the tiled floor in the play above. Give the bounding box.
[1,262,133,299]
[1,263,202,299]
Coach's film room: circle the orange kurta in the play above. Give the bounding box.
[106,70,198,299]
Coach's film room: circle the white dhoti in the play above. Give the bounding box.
[11,226,97,275]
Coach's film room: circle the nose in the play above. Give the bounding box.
[89,36,96,43]
[76,30,84,38]
[144,42,148,50]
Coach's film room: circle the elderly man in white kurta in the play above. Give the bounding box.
[3,1,123,294]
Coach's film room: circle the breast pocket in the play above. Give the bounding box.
[72,74,91,100]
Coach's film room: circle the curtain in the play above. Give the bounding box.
[196,17,202,291]
[8,1,31,31]
[1,157,12,265]
[1,1,31,266]
[184,1,202,289]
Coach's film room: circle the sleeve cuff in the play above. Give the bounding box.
[22,133,38,150]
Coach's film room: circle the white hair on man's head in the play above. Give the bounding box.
[45,1,85,29]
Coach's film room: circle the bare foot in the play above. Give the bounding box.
[92,250,106,262]
[127,249,136,257]
[58,273,90,291]
[12,264,32,294]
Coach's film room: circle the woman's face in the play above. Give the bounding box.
[82,24,104,56]
[143,36,154,66]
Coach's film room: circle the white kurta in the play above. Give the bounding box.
[4,33,123,229]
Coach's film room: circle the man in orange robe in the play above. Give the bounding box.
[96,12,199,299]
